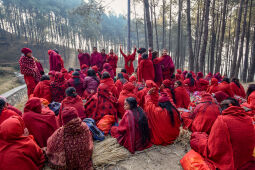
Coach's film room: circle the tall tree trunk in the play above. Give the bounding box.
[168,0,172,55]
[242,0,252,82]
[176,0,183,68]
[199,0,211,72]
[144,6,148,48]
[162,0,166,49]
[193,0,201,71]
[144,0,153,49]
[127,0,131,51]
[186,0,194,71]
[234,0,248,78]
[153,0,159,51]
[134,3,140,48]
[209,0,216,73]
[247,26,255,82]
[230,0,244,78]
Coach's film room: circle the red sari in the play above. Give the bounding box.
[48,50,64,72]
[218,81,234,97]
[190,106,255,170]
[120,47,136,75]
[207,78,219,94]
[33,80,52,102]
[23,97,58,147]
[58,95,86,126]
[50,72,68,102]
[0,116,45,170]
[190,94,221,134]
[144,95,181,145]
[111,110,152,153]
[230,82,246,98]
[100,78,119,98]
[138,58,155,82]
[84,83,118,123]
[174,86,191,109]
[107,53,118,76]
[0,108,20,125]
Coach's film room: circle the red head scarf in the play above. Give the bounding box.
[177,69,182,74]
[81,64,88,70]
[214,91,229,103]
[24,97,42,114]
[159,92,169,103]
[62,107,79,125]
[197,72,204,78]
[92,66,98,72]
[21,48,32,55]
[211,78,218,85]
[123,82,135,92]
[163,79,172,88]
[129,76,137,82]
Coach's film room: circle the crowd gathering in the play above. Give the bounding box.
[0,46,254,170]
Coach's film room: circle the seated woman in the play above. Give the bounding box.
[58,87,86,126]
[85,83,118,123]
[145,91,181,145]
[174,81,190,109]
[67,71,84,97]
[217,77,234,97]
[50,72,68,102]
[230,78,246,98]
[83,68,100,99]
[242,84,255,118]
[183,73,197,93]
[118,82,138,118]
[101,63,114,79]
[0,96,22,116]
[100,72,118,98]
[196,72,209,91]
[111,97,152,153]
[207,78,219,94]
[0,98,20,124]
[0,116,45,170]
[115,73,128,96]
[23,97,58,147]
[190,98,255,169]
[33,75,52,103]
[47,107,93,170]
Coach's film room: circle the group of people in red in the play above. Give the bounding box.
[0,46,254,170]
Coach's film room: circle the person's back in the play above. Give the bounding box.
[174,81,190,109]
[0,116,45,170]
[218,78,234,97]
[230,78,246,98]
[100,72,119,98]
[84,76,99,93]
[139,55,155,82]
[190,98,255,169]
[67,71,84,97]
[0,98,20,125]
[190,93,220,134]
[145,92,181,145]
[47,107,93,170]
[23,97,58,147]
[33,75,52,102]
[50,72,68,102]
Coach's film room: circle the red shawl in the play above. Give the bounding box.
[50,72,68,102]
[118,82,138,118]
[190,94,221,134]
[196,78,209,91]
[47,118,93,170]
[19,55,41,82]
[174,86,191,109]
[138,59,155,82]
[59,96,86,126]
[120,47,136,75]
[144,95,181,145]
[0,108,20,125]
[23,97,58,147]
[33,80,52,103]
[218,82,234,97]
[84,83,118,123]
[100,78,119,98]
[230,82,246,98]
[190,106,255,169]
[0,116,45,170]
[111,110,152,154]
[48,50,64,72]
[78,53,91,68]
[207,78,219,94]
[101,63,115,79]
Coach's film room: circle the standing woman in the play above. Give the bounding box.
[138,53,155,82]
[120,45,137,75]
[48,49,64,72]
[152,51,163,86]
[19,48,41,97]
[77,49,90,69]
[159,49,175,80]
[111,97,152,153]
[107,49,118,76]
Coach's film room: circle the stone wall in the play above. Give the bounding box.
[1,84,27,106]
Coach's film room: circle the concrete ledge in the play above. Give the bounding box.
[1,84,27,106]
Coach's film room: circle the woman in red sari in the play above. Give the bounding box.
[196,72,209,91]
[22,97,58,147]
[33,75,52,103]
[50,72,68,102]
[107,49,118,76]
[174,81,191,109]
[84,83,118,123]
[47,107,93,170]
[67,71,84,97]
[115,73,128,96]
[0,116,45,170]
[111,97,152,153]
[230,78,246,98]
[138,53,155,82]
[218,77,234,97]
[100,72,119,98]
[120,45,137,75]
[19,48,41,97]
[207,78,219,94]
[183,73,197,93]
[190,98,255,170]
[58,87,86,126]
[159,49,175,80]
[145,91,181,145]
[0,98,20,124]
[48,49,64,72]
[101,63,115,79]
[241,84,255,118]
